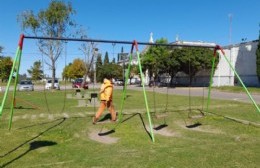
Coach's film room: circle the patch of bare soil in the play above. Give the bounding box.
[88,129,119,144]
[176,121,224,134]
[148,125,178,137]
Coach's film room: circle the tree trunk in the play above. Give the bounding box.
[52,60,56,89]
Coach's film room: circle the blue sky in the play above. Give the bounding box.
[0,0,259,78]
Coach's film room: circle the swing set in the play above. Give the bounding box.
[0,34,259,142]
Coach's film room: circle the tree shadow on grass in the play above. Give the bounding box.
[0,117,66,167]
[15,117,67,130]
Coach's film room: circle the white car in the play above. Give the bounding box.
[45,79,60,90]
[113,79,124,86]
[18,80,34,91]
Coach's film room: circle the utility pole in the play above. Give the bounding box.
[121,46,125,82]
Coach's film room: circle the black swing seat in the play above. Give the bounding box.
[153,124,168,130]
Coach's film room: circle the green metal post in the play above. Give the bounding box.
[9,48,22,130]
[136,51,155,142]
[118,53,133,123]
[206,56,216,111]
[222,53,260,113]
[0,47,21,116]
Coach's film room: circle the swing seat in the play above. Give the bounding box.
[153,124,168,130]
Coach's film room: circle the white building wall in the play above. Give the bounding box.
[213,41,259,87]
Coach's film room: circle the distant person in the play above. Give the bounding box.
[92,75,117,124]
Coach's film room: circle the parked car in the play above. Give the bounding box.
[129,78,141,85]
[72,78,88,89]
[113,79,124,86]
[18,80,34,91]
[45,79,60,90]
[149,81,167,87]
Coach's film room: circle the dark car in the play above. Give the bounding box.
[72,78,88,89]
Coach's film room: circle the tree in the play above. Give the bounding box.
[141,38,169,82]
[77,28,98,83]
[104,51,109,65]
[175,47,218,85]
[0,46,3,54]
[27,60,44,80]
[67,59,86,79]
[112,57,116,63]
[62,63,72,81]
[96,54,103,82]
[18,0,76,89]
[98,63,122,81]
[0,57,13,82]
[161,48,180,85]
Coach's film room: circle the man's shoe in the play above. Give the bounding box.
[111,118,118,123]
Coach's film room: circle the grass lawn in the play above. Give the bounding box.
[0,88,259,167]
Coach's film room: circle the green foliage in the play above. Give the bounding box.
[104,51,109,65]
[27,60,44,80]
[98,63,123,81]
[95,53,123,82]
[0,46,3,54]
[175,47,218,79]
[96,54,103,82]
[18,0,76,87]
[141,38,169,80]
[63,59,86,79]
[142,38,218,85]
[62,63,72,80]
[0,56,13,82]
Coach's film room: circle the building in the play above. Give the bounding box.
[118,32,260,87]
[214,40,259,87]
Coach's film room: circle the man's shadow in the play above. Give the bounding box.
[1,140,57,168]
[0,117,66,167]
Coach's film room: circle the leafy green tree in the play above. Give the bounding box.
[104,51,109,65]
[112,57,116,63]
[162,48,180,85]
[27,60,44,80]
[67,59,86,79]
[62,63,72,80]
[141,38,169,81]
[96,54,103,82]
[18,0,76,88]
[98,63,122,80]
[0,46,3,54]
[0,57,13,82]
[176,47,218,84]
